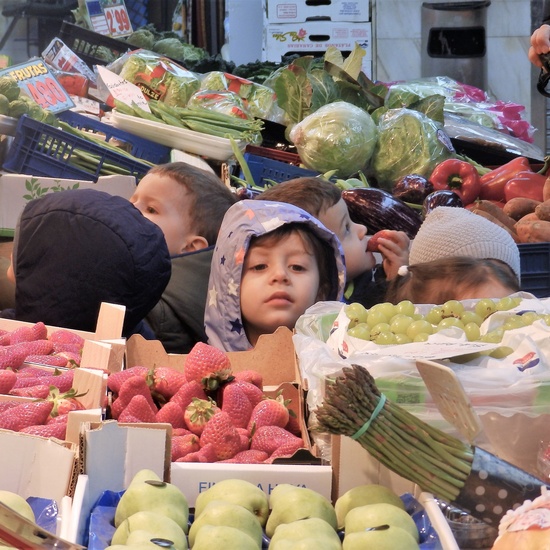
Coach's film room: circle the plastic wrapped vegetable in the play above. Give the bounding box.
[187,90,251,119]
[369,108,455,190]
[289,101,378,178]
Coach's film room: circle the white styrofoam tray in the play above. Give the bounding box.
[111,111,245,161]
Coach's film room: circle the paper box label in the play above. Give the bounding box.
[264,0,371,23]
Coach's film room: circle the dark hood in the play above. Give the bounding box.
[13,188,171,337]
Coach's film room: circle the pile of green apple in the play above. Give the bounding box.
[0,490,39,549]
[103,470,425,549]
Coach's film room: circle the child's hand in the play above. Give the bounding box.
[368,230,410,280]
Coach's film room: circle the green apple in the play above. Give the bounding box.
[114,479,189,533]
[125,530,177,548]
[344,503,419,542]
[265,484,338,538]
[269,517,342,550]
[335,484,405,529]
[192,524,261,550]
[343,526,420,549]
[111,511,187,550]
[194,479,269,527]
[128,469,162,485]
[188,500,263,548]
[0,490,35,523]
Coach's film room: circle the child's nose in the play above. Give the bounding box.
[271,265,290,283]
[355,222,368,239]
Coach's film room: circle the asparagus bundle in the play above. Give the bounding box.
[316,364,474,502]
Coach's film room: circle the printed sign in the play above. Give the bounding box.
[86,0,133,38]
[0,59,74,113]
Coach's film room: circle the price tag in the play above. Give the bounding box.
[86,0,133,38]
[0,59,74,113]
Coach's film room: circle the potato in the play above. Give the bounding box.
[503,197,542,221]
[535,199,550,222]
[471,210,520,243]
[515,218,550,243]
[471,200,516,231]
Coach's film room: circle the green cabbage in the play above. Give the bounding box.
[369,108,455,190]
[289,101,378,178]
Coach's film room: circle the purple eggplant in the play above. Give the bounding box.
[342,187,423,239]
[392,173,434,205]
[422,190,464,217]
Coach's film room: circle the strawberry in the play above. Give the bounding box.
[21,422,67,439]
[233,369,263,389]
[8,326,35,345]
[176,442,218,463]
[184,398,219,436]
[172,427,193,437]
[236,427,250,450]
[0,400,54,431]
[118,394,158,423]
[221,383,253,429]
[0,346,27,370]
[228,380,264,410]
[10,384,51,399]
[0,402,16,413]
[284,413,302,437]
[13,340,54,357]
[110,375,157,420]
[25,355,68,368]
[31,322,48,341]
[250,425,304,456]
[155,401,186,430]
[49,330,85,351]
[264,440,306,463]
[199,411,243,460]
[169,380,207,411]
[147,366,187,403]
[54,351,81,367]
[48,387,86,417]
[47,412,70,425]
[0,370,17,394]
[219,449,268,464]
[247,394,290,432]
[107,366,148,395]
[171,433,200,461]
[184,342,232,391]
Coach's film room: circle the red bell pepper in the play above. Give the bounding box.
[430,158,481,205]
[503,171,546,202]
[478,156,532,202]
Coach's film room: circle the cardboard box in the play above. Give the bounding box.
[125,327,333,506]
[0,429,76,538]
[0,174,136,237]
[263,21,372,77]
[68,420,171,546]
[264,0,370,23]
[223,0,264,66]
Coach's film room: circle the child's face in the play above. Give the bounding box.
[240,232,321,346]
[130,173,195,256]
[320,198,375,280]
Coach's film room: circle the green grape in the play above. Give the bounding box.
[345,302,368,327]
[370,302,397,320]
[347,323,371,340]
[475,298,497,320]
[543,315,550,326]
[436,317,465,331]
[395,300,415,317]
[390,315,414,334]
[480,327,504,343]
[425,306,443,325]
[496,296,517,311]
[520,312,543,325]
[459,311,483,326]
[463,322,481,341]
[489,346,514,358]
[502,315,527,331]
[413,333,430,342]
[406,319,434,339]
[394,333,413,345]
[441,300,465,318]
[370,322,391,340]
[374,331,398,345]
[367,309,389,328]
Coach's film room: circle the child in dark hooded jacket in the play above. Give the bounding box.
[2,188,171,338]
[204,199,346,351]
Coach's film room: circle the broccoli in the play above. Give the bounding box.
[152,38,187,61]
[125,28,156,50]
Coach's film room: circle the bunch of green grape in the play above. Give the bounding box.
[344,297,548,346]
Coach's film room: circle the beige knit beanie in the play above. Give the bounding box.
[409,207,521,280]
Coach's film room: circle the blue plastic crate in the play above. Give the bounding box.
[518,242,550,298]
[58,111,171,164]
[3,115,153,182]
[240,153,319,187]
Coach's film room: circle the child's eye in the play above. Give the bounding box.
[290,264,306,272]
[251,263,267,271]
[146,206,158,215]
[344,222,351,234]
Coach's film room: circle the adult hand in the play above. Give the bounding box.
[529,24,550,69]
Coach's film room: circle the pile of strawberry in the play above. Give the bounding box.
[108,342,306,464]
[0,322,87,440]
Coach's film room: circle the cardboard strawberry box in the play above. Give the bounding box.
[125,327,333,506]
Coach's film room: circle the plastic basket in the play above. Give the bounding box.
[57,21,131,69]
[3,115,152,182]
[58,111,171,164]
[518,242,550,298]
[240,152,319,187]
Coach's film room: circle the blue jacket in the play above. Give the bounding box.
[3,188,171,338]
[204,199,346,351]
